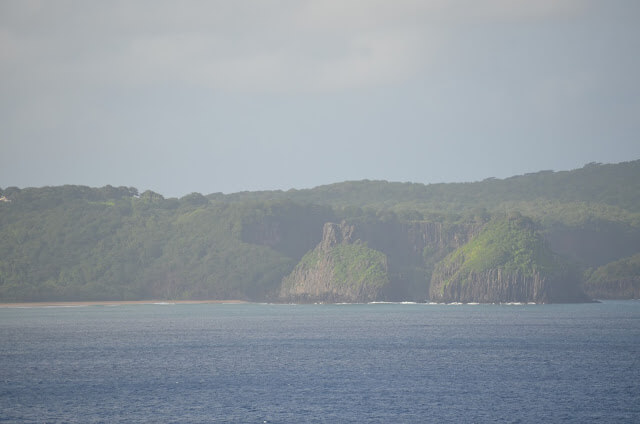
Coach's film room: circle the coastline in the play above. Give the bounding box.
[0,300,248,308]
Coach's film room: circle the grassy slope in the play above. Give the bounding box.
[587,253,640,283]
[434,214,563,289]
[284,241,389,292]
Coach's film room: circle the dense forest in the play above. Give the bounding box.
[1,160,639,302]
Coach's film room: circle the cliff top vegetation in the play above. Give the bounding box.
[434,213,568,287]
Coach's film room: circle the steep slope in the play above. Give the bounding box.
[279,222,389,303]
[429,214,589,303]
[340,216,482,300]
[584,253,640,299]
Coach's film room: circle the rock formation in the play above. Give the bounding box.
[279,222,389,303]
[429,214,590,303]
[584,253,640,299]
[584,278,640,299]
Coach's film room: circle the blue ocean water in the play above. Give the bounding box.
[1,301,639,423]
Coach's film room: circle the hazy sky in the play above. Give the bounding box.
[2,1,639,197]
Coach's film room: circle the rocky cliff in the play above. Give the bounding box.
[278,218,483,302]
[336,218,482,300]
[584,278,640,299]
[430,267,586,303]
[279,222,390,303]
[544,221,640,268]
[584,253,640,299]
[430,214,590,303]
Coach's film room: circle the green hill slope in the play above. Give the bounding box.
[429,214,588,303]
[279,223,389,303]
[584,253,640,299]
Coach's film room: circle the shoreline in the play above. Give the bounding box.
[0,300,248,308]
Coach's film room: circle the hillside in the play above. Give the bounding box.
[1,160,639,302]
[429,214,588,303]
[584,253,640,299]
[279,222,390,303]
[220,160,640,220]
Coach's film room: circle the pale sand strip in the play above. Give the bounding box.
[0,300,248,308]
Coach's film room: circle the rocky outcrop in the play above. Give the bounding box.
[584,278,640,299]
[319,221,354,251]
[429,215,590,303]
[279,222,389,303]
[583,253,640,299]
[278,218,484,302]
[346,220,481,259]
[408,221,481,252]
[280,214,597,303]
[333,220,482,300]
[430,268,587,303]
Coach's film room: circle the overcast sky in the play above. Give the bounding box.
[1,1,639,197]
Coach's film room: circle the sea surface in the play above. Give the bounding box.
[1,301,639,423]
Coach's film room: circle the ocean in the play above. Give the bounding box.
[1,301,639,423]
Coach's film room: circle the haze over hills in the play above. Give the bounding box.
[1,160,639,303]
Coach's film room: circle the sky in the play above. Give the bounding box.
[1,1,639,198]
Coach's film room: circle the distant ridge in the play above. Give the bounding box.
[216,159,640,213]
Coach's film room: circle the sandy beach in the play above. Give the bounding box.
[0,300,248,308]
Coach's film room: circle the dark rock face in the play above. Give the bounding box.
[343,220,482,300]
[349,221,480,259]
[407,222,480,252]
[278,220,483,302]
[545,224,640,268]
[239,204,335,261]
[584,278,640,299]
[430,268,588,303]
[320,222,355,252]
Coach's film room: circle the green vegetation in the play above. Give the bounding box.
[0,187,332,301]
[220,160,640,224]
[583,253,640,299]
[328,242,389,289]
[587,253,640,284]
[430,213,580,302]
[1,159,639,302]
[280,240,389,302]
[443,214,557,279]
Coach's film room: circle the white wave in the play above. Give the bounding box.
[43,305,87,308]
